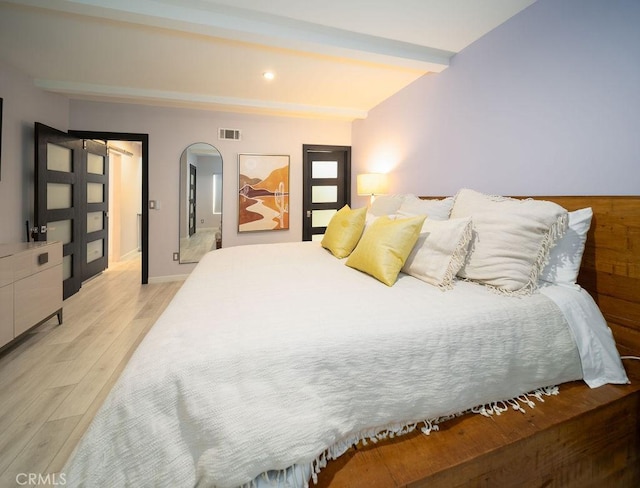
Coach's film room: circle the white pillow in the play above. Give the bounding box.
[365,212,396,229]
[540,207,593,289]
[402,216,473,289]
[398,195,454,221]
[450,189,568,295]
[368,194,410,217]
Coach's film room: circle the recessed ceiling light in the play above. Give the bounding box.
[263,71,275,80]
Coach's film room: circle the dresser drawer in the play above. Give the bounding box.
[0,256,12,288]
[13,242,63,281]
[0,283,13,348]
[14,264,63,336]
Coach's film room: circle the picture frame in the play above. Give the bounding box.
[238,153,290,232]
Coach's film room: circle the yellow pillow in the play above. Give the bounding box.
[321,205,367,258]
[346,215,426,286]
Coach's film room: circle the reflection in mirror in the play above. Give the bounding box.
[179,143,223,263]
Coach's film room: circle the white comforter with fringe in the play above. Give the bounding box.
[64,242,626,488]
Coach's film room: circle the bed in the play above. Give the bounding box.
[317,195,640,487]
[62,191,638,487]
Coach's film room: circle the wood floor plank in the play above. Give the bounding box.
[0,385,74,474]
[48,315,157,421]
[0,415,82,488]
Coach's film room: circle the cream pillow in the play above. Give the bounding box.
[540,207,593,289]
[321,205,367,258]
[346,215,426,286]
[398,195,454,221]
[402,216,473,289]
[368,194,409,217]
[364,212,397,230]
[450,189,568,295]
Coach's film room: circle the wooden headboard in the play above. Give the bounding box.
[535,196,640,356]
[421,195,640,355]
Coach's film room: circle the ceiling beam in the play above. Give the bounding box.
[34,79,370,119]
[10,0,453,72]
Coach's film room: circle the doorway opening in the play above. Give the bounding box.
[70,131,149,285]
[106,141,143,266]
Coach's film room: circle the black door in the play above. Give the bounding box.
[34,123,109,299]
[188,164,197,237]
[302,145,351,241]
[82,139,109,282]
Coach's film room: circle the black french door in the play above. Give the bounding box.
[34,123,109,299]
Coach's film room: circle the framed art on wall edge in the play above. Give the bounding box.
[0,98,3,180]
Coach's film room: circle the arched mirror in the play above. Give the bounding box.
[179,143,223,263]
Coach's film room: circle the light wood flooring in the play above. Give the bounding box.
[179,228,218,263]
[0,255,182,487]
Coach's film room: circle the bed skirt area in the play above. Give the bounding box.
[315,359,640,488]
[257,385,564,488]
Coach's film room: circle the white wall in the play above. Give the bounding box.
[69,100,351,279]
[351,0,640,206]
[117,141,142,258]
[108,152,122,261]
[0,59,69,243]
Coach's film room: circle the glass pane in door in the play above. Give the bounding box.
[87,183,104,203]
[62,255,72,281]
[48,220,72,244]
[87,239,104,263]
[87,212,104,233]
[47,143,72,172]
[312,186,338,203]
[312,160,338,179]
[47,183,72,209]
[311,209,337,228]
[87,153,105,175]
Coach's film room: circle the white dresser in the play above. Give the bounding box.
[0,241,63,349]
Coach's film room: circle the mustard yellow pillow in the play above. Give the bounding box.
[321,205,367,258]
[346,215,426,286]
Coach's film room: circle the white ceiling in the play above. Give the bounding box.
[0,0,536,120]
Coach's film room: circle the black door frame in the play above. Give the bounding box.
[70,130,149,285]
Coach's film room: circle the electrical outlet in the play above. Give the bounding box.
[173,252,179,261]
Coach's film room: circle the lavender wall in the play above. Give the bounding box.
[352,0,640,205]
[0,60,69,243]
[70,100,351,279]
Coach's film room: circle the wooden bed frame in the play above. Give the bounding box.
[317,195,640,488]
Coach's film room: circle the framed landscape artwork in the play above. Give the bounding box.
[238,154,290,232]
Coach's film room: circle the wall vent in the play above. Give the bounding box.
[218,128,241,141]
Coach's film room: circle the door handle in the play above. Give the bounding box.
[306,210,312,218]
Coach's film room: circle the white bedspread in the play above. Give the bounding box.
[63,242,626,487]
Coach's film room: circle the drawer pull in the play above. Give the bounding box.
[38,253,49,265]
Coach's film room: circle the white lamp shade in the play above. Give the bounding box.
[357,173,387,196]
